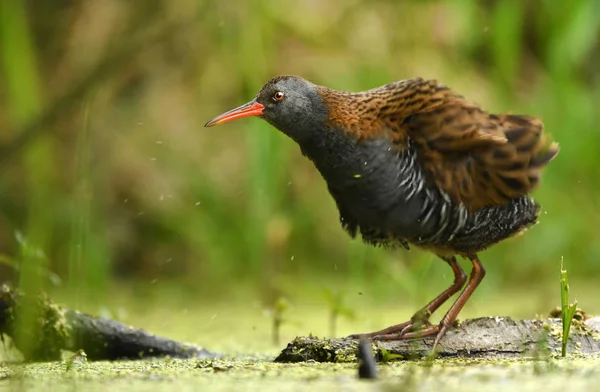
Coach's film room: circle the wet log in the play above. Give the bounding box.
[275,316,600,363]
[0,285,219,362]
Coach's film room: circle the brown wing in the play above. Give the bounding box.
[380,79,559,211]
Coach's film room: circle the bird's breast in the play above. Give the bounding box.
[303,134,447,241]
[297,128,536,252]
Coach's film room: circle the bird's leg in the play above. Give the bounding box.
[375,254,486,350]
[347,255,467,339]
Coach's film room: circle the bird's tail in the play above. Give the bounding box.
[488,114,559,191]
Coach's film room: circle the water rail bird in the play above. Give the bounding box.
[205,75,559,349]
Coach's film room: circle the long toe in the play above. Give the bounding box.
[375,325,441,341]
[398,320,434,337]
[347,321,412,339]
[346,333,373,340]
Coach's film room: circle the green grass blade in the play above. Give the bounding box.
[560,259,578,357]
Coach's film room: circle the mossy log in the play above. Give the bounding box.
[0,286,219,362]
[275,316,600,363]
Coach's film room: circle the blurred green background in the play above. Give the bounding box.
[0,0,599,353]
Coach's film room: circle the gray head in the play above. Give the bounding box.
[205,75,328,143]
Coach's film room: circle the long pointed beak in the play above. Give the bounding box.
[204,100,265,127]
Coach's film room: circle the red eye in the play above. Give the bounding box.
[273,91,285,101]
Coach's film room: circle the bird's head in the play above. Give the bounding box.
[205,75,328,143]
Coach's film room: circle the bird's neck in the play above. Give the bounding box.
[297,126,366,178]
[313,81,421,142]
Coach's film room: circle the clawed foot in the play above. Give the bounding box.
[345,254,485,351]
[347,318,451,350]
[346,321,411,340]
[347,313,434,340]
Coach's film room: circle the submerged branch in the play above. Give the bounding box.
[0,286,219,361]
[275,316,600,363]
